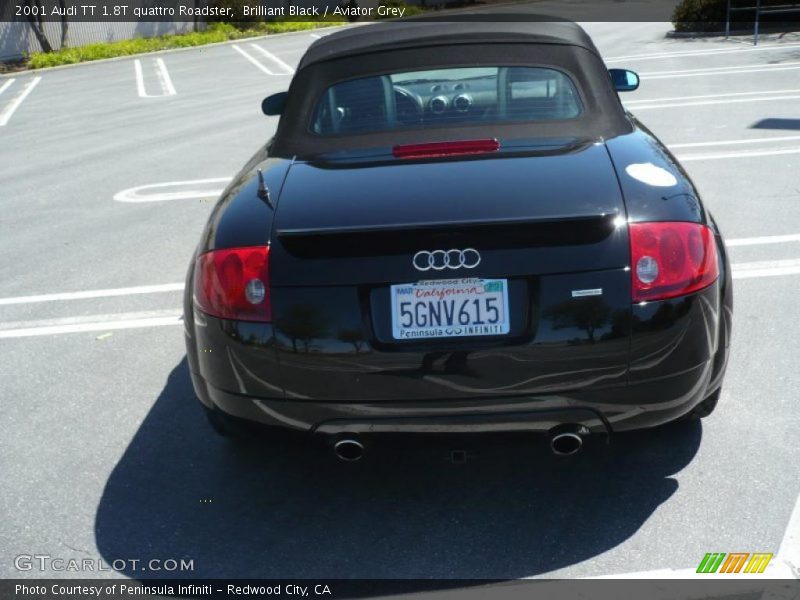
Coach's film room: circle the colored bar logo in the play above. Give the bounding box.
[697,553,773,573]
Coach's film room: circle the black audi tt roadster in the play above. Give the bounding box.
[183,19,732,459]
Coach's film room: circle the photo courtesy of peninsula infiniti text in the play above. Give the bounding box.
[183,18,732,460]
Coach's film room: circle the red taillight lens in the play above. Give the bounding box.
[392,139,500,159]
[629,222,718,303]
[193,246,272,322]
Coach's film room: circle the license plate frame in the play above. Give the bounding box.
[390,278,510,340]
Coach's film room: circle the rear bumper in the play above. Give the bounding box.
[190,358,713,436]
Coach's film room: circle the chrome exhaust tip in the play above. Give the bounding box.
[549,427,585,456]
[333,438,364,462]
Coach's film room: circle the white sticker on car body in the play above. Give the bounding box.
[625,163,678,187]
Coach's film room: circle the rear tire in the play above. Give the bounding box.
[682,388,720,421]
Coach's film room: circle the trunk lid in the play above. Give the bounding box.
[271,143,626,286]
[268,143,632,402]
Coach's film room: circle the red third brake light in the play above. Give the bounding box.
[629,222,719,303]
[392,139,500,159]
[194,246,272,322]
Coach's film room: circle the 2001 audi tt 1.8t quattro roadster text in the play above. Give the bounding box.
[183,18,732,459]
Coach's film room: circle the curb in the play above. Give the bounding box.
[667,28,799,39]
[667,30,737,38]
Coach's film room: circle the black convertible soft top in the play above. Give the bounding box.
[271,18,630,158]
[299,18,601,70]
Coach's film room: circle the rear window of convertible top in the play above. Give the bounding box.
[310,66,583,135]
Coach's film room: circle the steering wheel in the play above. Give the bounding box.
[394,87,423,125]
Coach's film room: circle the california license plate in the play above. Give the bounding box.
[390,278,510,340]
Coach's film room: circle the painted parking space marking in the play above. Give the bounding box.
[605,42,800,63]
[627,88,800,106]
[134,58,177,98]
[641,61,800,80]
[0,78,14,97]
[0,283,184,306]
[777,491,800,577]
[0,242,792,311]
[0,259,798,338]
[676,147,800,162]
[0,76,42,126]
[0,311,182,339]
[726,233,800,247]
[664,133,800,160]
[249,44,295,75]
[134,59,147,97]
[113,177,231,202]
[669,135,800,149]
[627,89,800,110]
[155,57,177,95]
[232,44,276,75]
[731,258,800,279]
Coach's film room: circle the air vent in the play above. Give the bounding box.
[429,95,449,114]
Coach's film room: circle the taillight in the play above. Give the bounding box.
[392,139,500,159]
[629,222,718,303]
[193,246,271,322]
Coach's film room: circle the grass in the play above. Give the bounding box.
[25,21,344,70]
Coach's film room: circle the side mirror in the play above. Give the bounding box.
[262,92,288,116]
[609,69,640,92]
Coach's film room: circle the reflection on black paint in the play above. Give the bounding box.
[336,327,367,353]
[276,305,330,353]
[540,294,630,347]
[420,351,477,377]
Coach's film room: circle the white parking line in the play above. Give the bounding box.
[134,59,147,97]
[134,58,177,98]
[0,255,798,338]
[628,89,800,105]
[641,61,800,80]
[662,126,800,158]
[0,311,182,339]
[249,44,295,74]
[113,177,231,202]
[0,76,42,126]
[777,492,800,577]
[676,147,800,161]
[726,233,800,247]
[0,247,796,308]
[0,78,14,96]
[669,135,800,149]
[232,44,275,76]
[0,283,184,306]
[628,88,800,110]
[605,42,800,63]
[731,258,800,279]
[155,58,177,96]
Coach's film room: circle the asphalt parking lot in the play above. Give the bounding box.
[1,14,799,581]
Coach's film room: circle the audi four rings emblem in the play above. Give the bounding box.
[413,249,481,271]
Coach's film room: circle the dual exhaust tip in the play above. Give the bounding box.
[332,425,586,461]
[333,438,365,462]
[549,431,584,456]
[548,424,586,456]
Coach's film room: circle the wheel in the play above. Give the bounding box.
[682,388,720,421]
